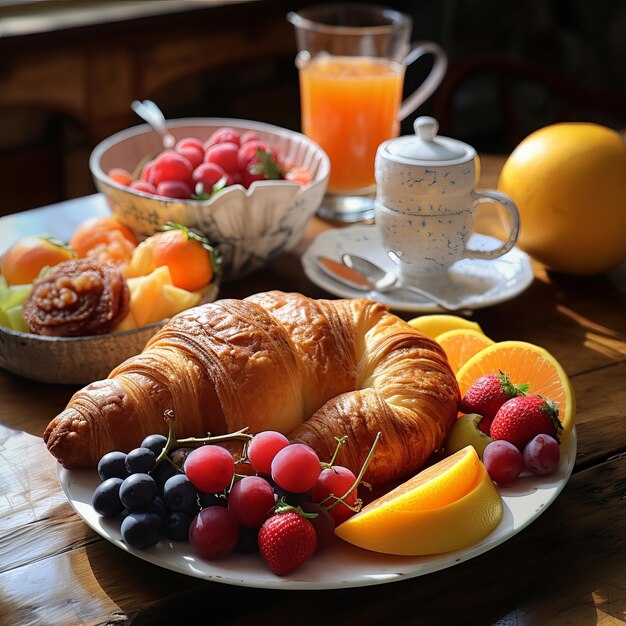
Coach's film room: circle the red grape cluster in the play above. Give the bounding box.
[108,127,312,200]
[90,428,365,575]
[482,434,561,485]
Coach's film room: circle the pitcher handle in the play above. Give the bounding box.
[398,41,448,122]
[462,189,521,261]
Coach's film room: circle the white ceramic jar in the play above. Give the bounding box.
[374,116,520,280]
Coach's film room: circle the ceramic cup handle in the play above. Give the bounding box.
[463,189,521,261]
[398,41,448,122]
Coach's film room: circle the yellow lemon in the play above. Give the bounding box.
[408,314,484,339]
[334,446,503,555]
[435,328,495,375]
[498,122,626,275]
[456,341,575,443]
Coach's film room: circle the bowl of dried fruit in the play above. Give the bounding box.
[89,118,330,280]
[0,213,220,385]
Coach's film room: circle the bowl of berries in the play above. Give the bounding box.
[90,118,330,280]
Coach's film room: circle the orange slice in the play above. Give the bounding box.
[456,341,575,442]
[435,329,495,375]
[408,314,484,339]
[334,446,503,555]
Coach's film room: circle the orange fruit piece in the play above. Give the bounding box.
[70,216,138,259]
[456,341,575,443]
[0,235,75,285]
[435,328,495,375]
[128,226,214,291]
[335,446,503,555]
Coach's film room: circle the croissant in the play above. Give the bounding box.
[44,291,460,484]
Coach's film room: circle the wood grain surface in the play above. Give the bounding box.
[1,157,625,626]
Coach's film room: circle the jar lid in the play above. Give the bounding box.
[381,117,475,166]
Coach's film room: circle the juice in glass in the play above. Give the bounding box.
[299,55,405,194]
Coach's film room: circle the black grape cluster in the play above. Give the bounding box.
[91,434,219,549]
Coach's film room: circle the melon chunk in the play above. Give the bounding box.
[127,265,172,327]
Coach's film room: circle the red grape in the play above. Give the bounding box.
[247,431,289,475]
[312,466,358,526]
[237,141,269,170]
[140,161,154,182]
[189,507,239,559]
[130,180,156,194]
[205,127,241,149]
[204,142,240,172]
[176,144,204,169]
[523,434,560,475]
[240,130,261,145]
[271,443,321,494]
[149,150,193,187]
[483,440,524,485]
[156,180,192,199]
[192,162,227,194]
[184,445,235,493]
[228,476,276,528]
[176,137,204,152]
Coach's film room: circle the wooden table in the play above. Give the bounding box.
[1,157,625,625]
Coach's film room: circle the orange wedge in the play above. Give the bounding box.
[334,446,503,555]
[435,328,495,375]
[408,314,484,339]
[456,341,575,442]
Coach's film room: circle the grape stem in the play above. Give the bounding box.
[154,409,253,466]
[324,431,382,512]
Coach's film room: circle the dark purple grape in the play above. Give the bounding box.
[163,474,197,511]
[300,502,335,552]
[97,451,129,481]
[119,473,158,511]
[273,484,311,507]
[125,447,156,474]
[121,511,162,549]
[198,492,227,509]
[151,460,179,489]
[91,477,124,518]
[140,434,168,457]
[163,510,194,541]
[149,496,167,520]
[235,526,259,553]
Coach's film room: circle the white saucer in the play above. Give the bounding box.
[302,225,534,312]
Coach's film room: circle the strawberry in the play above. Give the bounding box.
[258,506,317,576]
[490,395,563,449]
[460,372,529,432]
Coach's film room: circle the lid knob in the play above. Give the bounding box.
[414,116,439,142]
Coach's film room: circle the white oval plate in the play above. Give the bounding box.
[302,225,534,312]
[58,430,576,590]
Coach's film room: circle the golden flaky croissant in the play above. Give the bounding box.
[44,291,460,484]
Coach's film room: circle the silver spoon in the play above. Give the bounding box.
[131,99,176,149]
[340,253,464,312]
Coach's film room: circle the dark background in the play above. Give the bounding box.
[0,0,624,215]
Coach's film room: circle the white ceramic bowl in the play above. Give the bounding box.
[89,118,330,280]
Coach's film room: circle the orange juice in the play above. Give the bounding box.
[299,55,404,194]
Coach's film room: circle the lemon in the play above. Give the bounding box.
[408,314,484,339]
[334,446,503,555]
[498,122,626,275]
